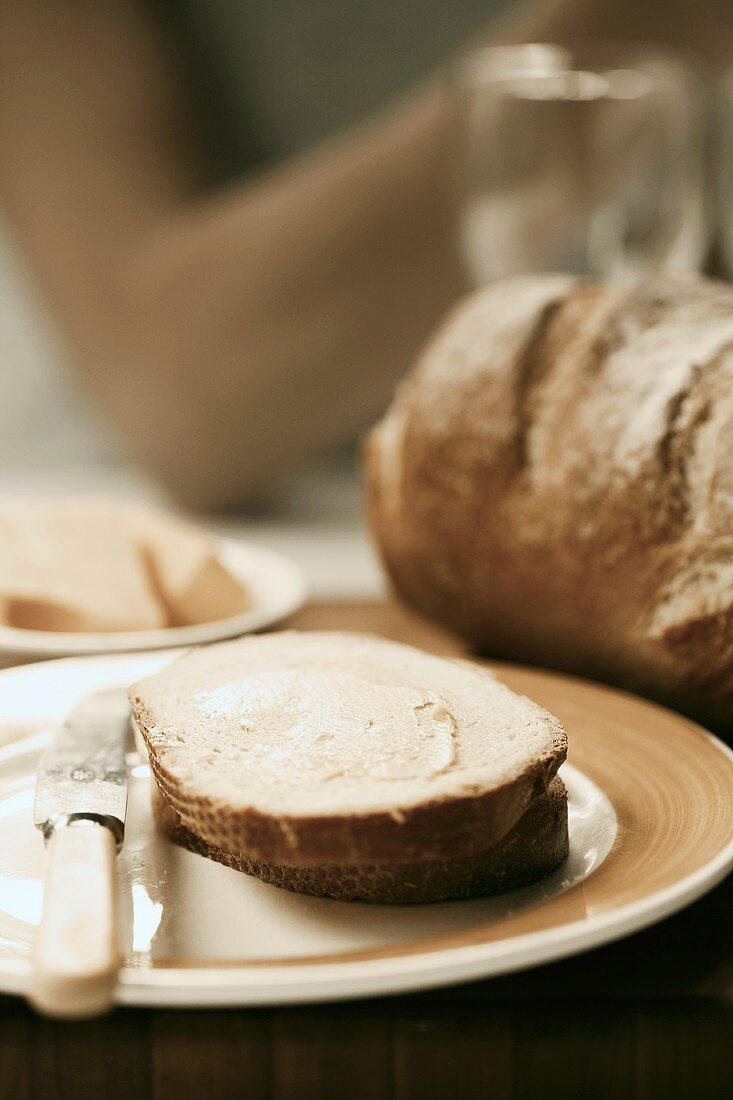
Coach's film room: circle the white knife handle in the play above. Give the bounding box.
[30,820,120,1018]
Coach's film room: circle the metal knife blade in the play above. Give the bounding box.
[33,689,131,845]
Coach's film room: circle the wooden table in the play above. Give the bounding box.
[2,601,732,1100]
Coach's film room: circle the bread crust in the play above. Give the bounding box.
[130,632,567,866]
[366,274,733,723]
[140,737,562,865]
[152,777,569,904]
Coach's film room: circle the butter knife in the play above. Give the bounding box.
[31,689,130,1018]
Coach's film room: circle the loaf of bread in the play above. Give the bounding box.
[365,274,733,723]
[130,631,568,901]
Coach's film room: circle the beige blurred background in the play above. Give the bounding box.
[1,0,732,594]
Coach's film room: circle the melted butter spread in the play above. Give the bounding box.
[190,670,457,784]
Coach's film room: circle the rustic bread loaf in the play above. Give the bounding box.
[129,631,566,868]
[365,274,733,723]
[152,776,569,903]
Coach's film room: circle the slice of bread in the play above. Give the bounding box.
[130,631,567,867]
[153,776,569,903]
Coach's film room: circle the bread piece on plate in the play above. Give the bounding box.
[125,505,249,626]
[153,776,568,903]
[365,273,733,724]
[0,496,248,633]
[130,631,567,878]
[0,498,165,632]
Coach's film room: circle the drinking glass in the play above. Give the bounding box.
[717,68,733,276]
[454,43,707,284]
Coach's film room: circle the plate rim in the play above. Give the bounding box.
[129,729,733,1002]
[110,817,733,1004]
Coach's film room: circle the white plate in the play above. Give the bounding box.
[0,538,308,663]
[0,652,731,1008]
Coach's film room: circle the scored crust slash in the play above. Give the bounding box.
[365,273,733,726]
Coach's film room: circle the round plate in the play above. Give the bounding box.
[0,653,731,1007]
[0,538,308,663]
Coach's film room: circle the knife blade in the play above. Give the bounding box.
[30,689,132,1019]
[33,688,130,842]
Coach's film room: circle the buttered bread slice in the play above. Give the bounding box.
[130,631,567,867]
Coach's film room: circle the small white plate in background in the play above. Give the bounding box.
[0,538,308,665]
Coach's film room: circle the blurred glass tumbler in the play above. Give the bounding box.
[454,44,706,283]
[718,69,733,278]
